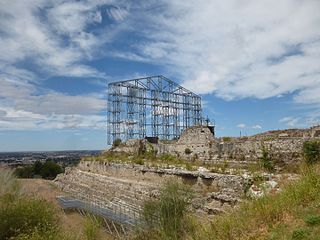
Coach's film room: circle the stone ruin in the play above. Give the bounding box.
[111,125,320,166]
[55,160,245,218]
[54,125,319,221]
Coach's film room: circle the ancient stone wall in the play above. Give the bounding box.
[55,161,245,216]
[153,126,309,165]
[109,126,318,165]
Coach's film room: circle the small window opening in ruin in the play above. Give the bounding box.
[201,130,205,133]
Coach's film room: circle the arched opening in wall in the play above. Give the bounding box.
[314,130,320,137]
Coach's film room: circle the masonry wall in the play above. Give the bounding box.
[55,161,245,216]
[111,126,319,165]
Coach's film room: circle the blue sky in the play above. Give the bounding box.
[0,0,319,151]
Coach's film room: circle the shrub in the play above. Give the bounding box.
[292,228,308,240]
[143,182,193,239]
[15,161,63,180]
[304,214,320,225]
[160,154,179,164]
[133,157,145,165]
[260,146,274,172]
[222,137,232,142]
[40,160,63,180]
[112,138,122,147]
[15,165,35,178]
[184,148,192,155]
[303,140,320,165]
[83,215,102,240]
[0,196,58,240]
[185,162,193,171]
[0,169,21,197]
[12,229,66,240]
[34,160,44,175]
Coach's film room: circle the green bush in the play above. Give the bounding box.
[40,161,63,180]
[34,160,44,175]
[83,215,101,240]
[304,214,320,225]
[184,148,192,155]
[303,140,320,165]
[12,229,67,240]
[0,196,58,240]
[222,137,232,142]
[15,161,63,180]
[260,146,274,172]
[292,228,308,240]
[112,138,122,147]
[143,182,193,239]
[133,157,145,165]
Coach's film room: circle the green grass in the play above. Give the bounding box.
[83,215,102,240]
[137,181,193,240]
[190,164,320,239]
[0,169,107,240]
[0,168,21,197]
[132,164,320,240]
[304,215,320,226]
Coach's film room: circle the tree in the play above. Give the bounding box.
[303,140,320,165]
[40,161,63,180]
[33,160,43,175]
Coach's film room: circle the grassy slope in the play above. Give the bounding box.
[192,164,320,240]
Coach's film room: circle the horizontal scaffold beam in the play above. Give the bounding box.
[107,75,203,144]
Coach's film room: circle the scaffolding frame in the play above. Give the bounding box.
[107,75,202,144]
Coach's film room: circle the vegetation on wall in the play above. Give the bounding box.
[260,146,275,172]
[137,164,320,240]
[184,148,192,155]
[303,140,320,165]
[112,138,122,147]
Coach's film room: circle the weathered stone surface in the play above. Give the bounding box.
[55,161,246,217]
[112,125,320,166]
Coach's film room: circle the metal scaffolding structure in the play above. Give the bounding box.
[107,75,203,144]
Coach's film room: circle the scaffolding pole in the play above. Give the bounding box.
[107,75,203,144]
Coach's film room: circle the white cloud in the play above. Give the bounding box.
[129,0,320,106]
[1,0,320,131]
[0,0,118,78]
[0,77,105,130]
[252,124,262,129]
[237,123,246,128]
[0,106,105,131]
[0,0,115,130]
[279,116,300,127]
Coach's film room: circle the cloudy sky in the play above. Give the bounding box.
[0,0,319,151]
